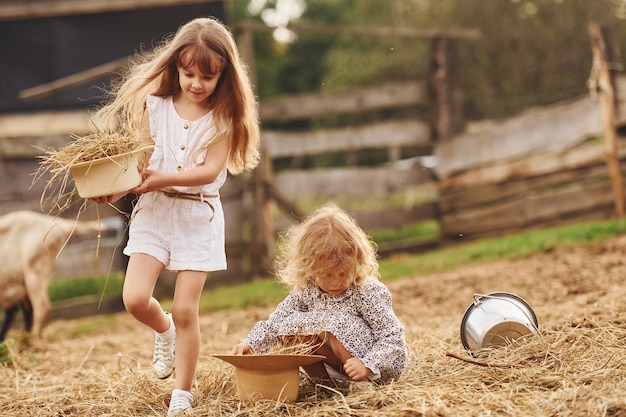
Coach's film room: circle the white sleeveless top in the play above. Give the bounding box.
[145,94,228,195]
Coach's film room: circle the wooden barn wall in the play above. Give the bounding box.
[0,2,227,112]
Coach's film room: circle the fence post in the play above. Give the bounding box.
[429,37,463,142]
[588,22,624,218]
[237,24,276,277]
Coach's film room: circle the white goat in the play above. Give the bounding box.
[0,210,103,340]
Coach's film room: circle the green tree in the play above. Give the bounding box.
[234,0,626,120]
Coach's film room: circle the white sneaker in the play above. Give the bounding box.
[152,312,175,379]
[167,393,192,416]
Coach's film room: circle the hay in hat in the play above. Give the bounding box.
[2,235,626,416]
[210,333,327,403]
[211,354,325,403]
[33,126,151,214]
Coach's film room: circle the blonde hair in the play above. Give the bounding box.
[92,17,260,174]
[276,205,380,291]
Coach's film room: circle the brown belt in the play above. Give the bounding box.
[160,191,218,221]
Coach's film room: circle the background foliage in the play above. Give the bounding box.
[233,0,626,121]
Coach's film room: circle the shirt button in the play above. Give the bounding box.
[180,144,186,150]
[183,123,189,129]
[177,166,182,172]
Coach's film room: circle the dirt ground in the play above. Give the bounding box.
[1,235,625,416]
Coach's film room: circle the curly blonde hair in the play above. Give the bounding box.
[92,17,260,174]
[275,205,380,291]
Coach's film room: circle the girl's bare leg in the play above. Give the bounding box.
[302,332,354,379]
[122,253,169,332]
[171,270,207,391]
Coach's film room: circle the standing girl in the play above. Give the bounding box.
[91,17,260,416]
[232,206,408,384]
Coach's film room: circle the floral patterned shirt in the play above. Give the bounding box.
[243,279,408,382]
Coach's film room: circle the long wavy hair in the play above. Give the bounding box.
[276,205,380,291]
[92,17,260,174]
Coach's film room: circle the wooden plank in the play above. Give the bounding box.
[438,140,615,189]
[48,296,125,321]
[354,203,438,231]
[274,164,435,198]
[525,182,612,223]
[435,96,605,179]
[260,81,427,122]
[0,0,219,21]
[377,238,440,258]
[0,110,91,140]
[440,181,614,240]
[18,58,129,102]
[439,162,611,213]
[236,21,481,41]
[54,243,125,278]
[435,74,626,180]
[264,119,431,158]
[273,201,437,235]
[0,135,73,158]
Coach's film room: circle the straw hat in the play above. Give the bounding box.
[70,147,149,198]
[211,354,325,403]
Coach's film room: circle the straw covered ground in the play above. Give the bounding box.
[2,235,626,416]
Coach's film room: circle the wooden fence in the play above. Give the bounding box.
[1,22,624,325]
[435,73,626,242]
[0,79,440,288]
[259,81,438,248]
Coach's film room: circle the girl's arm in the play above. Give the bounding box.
[357,281,408,382]
[242,288,302,353]
[131,136,229,194]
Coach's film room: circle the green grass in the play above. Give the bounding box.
[0,342,11,366]
[369,220,439,243]
[199,279,288,312]
[378,218,626,281]
[48,218,626,312]
[49,272,125,303]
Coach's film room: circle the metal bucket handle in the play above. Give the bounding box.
[472,293,539,332]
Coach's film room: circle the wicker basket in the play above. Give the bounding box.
[70,148,149,198]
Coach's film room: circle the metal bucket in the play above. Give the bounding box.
[460,292,539,355]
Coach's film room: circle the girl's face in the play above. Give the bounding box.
[314,265,354,296]
[177,63,221,106]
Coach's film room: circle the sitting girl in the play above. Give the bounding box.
[232,205,407,383]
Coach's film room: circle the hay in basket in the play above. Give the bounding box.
[34,129,152,213]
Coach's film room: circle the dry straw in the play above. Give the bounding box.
[2,313,625,416]
[33,126,147,215]
[2,236,626,416]
[31,125,147,296]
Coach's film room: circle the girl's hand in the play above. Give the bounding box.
[231,342,253,355]
[343,357,370,382]
[130,168,164,194]
[89,192,127,205]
